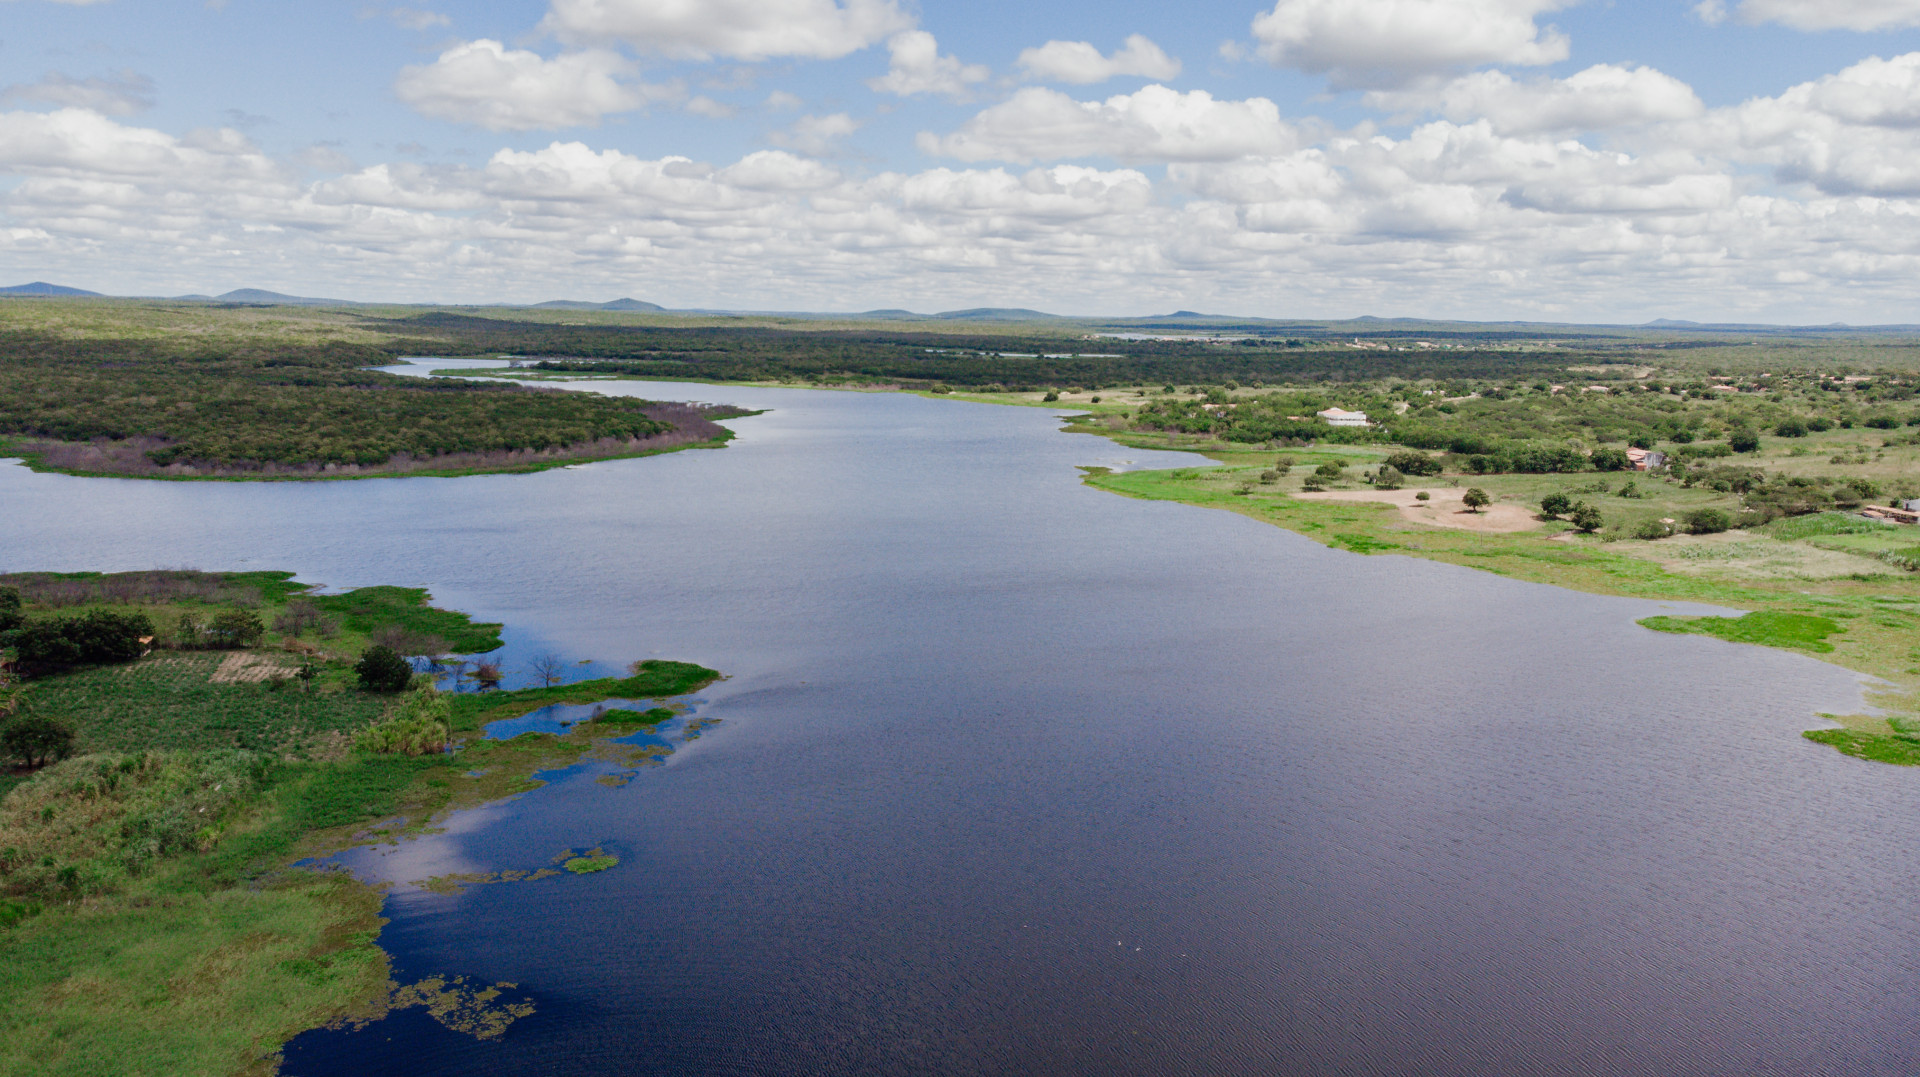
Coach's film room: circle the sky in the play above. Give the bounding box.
[4,0,1920,321]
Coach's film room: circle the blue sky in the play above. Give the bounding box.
[4,0,1920,320]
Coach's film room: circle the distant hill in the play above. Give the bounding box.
[206,288,355,306]
[857,309,919,318]
[1,281,103,297]
[528,298,666,312]
[931,307,1057,321]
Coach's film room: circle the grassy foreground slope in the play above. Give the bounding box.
[0,570,719,1074]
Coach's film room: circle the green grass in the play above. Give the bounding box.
[1803,728,1920,764]
[309,586,502,654]
[562,856,617,874]
[446,660,720,731]
[21,654,389,754]
[1762,512,1896,540]
[593,707,675,725]
[1637,611,1844,653]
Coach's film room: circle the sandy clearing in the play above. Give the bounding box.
[1294,487,1543,533]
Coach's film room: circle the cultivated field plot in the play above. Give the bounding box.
[28,652,389,752]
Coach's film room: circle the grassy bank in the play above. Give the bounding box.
[1074,425,1920,764]
[0,571,719,1073]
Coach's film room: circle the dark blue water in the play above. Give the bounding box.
[3,368,1914,1076]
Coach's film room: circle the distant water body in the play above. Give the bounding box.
[3,365,1915,1075]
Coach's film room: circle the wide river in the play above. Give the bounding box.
[4,368,1916,1076]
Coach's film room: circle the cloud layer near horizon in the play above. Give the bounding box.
[6,0,1920,321]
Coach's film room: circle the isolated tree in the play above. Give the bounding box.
[355,644,413,693]
[1589,447,1633,472]
[1539,492,1573,518]
[1462,487,1491,513]
[206,609,264,649]
[529,652,567,688]
[1570,502,1605,533]
[1,713,74,768]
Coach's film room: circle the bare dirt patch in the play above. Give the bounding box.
[210,652,299,684]
[1295,488,1543,533]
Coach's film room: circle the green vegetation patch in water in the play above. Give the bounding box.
[593,706,675,726]
[563,855,618,874]
[1637,610,1843,653]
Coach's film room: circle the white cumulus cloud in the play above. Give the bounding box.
[1685,52,1920,195]
[540,0,912,61]
[1696,0,1920,30]
[1016,34,1182,84]
[921,85,1296,163]
[867,31,989,99]
[1252,0,1573,88]
[395,40,665,132]
[1368,64,1704,133]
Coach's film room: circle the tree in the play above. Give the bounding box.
[0,586,21,634]
[1729,429,1760,453]
[1570,502,1604,533]
[1462,487,1491,513]
[1,713,74,768]
[529,652,567,688]
[1590,447,1633,471]
[1372,466,1405,490]
[355,644,413,693]
[1381,450,1442,477]
[1539,492,1572,518]
[205,609,264,649]
[1313,461,1345,481]
[1686,508,1733,534]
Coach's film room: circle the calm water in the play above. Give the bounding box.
[3,368,1914,1076]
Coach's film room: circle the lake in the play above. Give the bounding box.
[3,367,1915,1075]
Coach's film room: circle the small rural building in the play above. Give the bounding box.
[1864,505,1920,525]
[1905,499,1920,513]
[1317,408,1370,427]
[1625,447,1667,471]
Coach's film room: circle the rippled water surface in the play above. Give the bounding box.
[3,368,1915,1076]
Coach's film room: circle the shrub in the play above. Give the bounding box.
[204,609,264,650]
[1313,461,1345,480]
[0,586,21,634]
[1414,491,1430,501]
[1633,519,1675,540]
[1540,492,1572,518]
[1774,419,1809,437]
[1258,470,1280,484]
[1616,480,1643,499]
[10,610,153,671]
[354,644,414,693]
[1686,508,1734,534]
[1373,466,1405,490]
[354,688,450,755]
[1042,390,1059,402]
[1,714,74,768]
[1729,430,1760,453]
[1570,502,1604,533]
[1668,429,1695,444]
[1381,450,1442,477]
[1590,447,1633,471]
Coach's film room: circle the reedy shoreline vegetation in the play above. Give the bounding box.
[0,569,719,1074]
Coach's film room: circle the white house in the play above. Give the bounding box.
[1317,408,1370,427]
